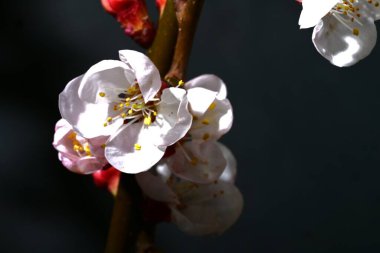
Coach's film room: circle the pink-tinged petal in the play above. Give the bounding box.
[59,75,124,138]
[150,87,192,147]
[75,157,104,174]
[187,87,217,117]
[217,142,237,184]
[78,60,135,103]
[119,50,161,103]
[105,123,166,174]
[58,152,77,171]
[184,74,227,100]
[53,119,74,155]
[170,181,243,236]
[136,171,178,204]
[88,135,108,158]
[168,141,226,184]
[190,99,233,141]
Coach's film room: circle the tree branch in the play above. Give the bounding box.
[165,0,205,80]
[147,0,179,77]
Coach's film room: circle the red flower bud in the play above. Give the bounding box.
[155,0,167,16]
[101,0,156,48]
[93,167,121,195]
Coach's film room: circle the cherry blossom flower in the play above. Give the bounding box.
[162,74,233,183]
[184,74,233,142]
[299,0,380,66]
[59,50,192,174]
[136,143,243,235]
[53,119,107,174]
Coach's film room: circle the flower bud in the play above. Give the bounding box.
[101,0,156,48]
[93,167,121,195]
[155,0,167,16]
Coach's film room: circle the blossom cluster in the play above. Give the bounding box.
[53,50,243,235]
[298,0,380,66]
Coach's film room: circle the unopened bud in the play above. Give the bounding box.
[101,0,156,48]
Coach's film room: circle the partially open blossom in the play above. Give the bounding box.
[59,50,192,174]
[158,75,233,183]
[53,119,107,174]
[299,0,380,66]
[136,144,243,236]
[101,0,155,48]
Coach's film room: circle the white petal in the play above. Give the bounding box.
[312,13,377,67]
[136,171,178,204]
[190,99,233,141]
[119,50,161,103]
[150,87,192,147]
[79,60,135,103]
[217,142,237,184]
[59,75,124,138]
[170,181,243,236]
[184,74,227,100]
[168,141,226,184]
[105,122,165,174]
[299,0,338,29]
[187,87,217,117]
[359,1,380,21]
[75,157,104,174]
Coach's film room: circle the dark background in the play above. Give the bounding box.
[1,0,380,252]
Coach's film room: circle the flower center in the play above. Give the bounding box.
[67,132,92,157]
[99,82,161,128]
[330,0,380,36]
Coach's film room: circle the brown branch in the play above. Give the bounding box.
[104,174,142,253]
[165,0,205,80]
[147,0,179,77]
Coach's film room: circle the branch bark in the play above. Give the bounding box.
[165,0,205,80]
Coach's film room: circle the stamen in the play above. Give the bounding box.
[134,143,142,150]
[99,92,106,97]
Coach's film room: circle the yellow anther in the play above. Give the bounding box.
[178,80,185,86]
[153,111,157,116]
[103,122,108,127]
[68,132,77,140]
[84,145,91,156]
[121,113,127,118]
[128,109,133,115]
[132,103,144,109]
[99,92,106,97]
[353,28,359,36]
[202,133,210,140]
[208,102,217,111]
[190,158,198,165]
[144,116,152,126]
[125,102,130,106]
[73,144,82,152]
[107,117,112,123]
[134,143,141,150]
[119,103,124,109]
[201,119,210,125]
[125,97,131,102]
[101,144,106,149]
